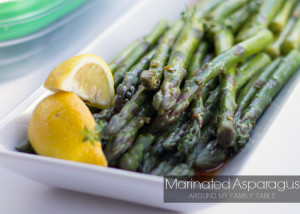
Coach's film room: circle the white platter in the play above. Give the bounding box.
[1,0,300,212]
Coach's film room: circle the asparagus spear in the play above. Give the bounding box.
[104,103,152,162]
[150,156,178,175]
[166,53,216,155]
[115,49,156,111]
[172,140,211,176]
[162,121,189,151]
[213,26,237,148]
[150,29,273,131]
[175,30,273,114]
[235,50,300,150]
[172,43,211,155]
[173,111,219,172]
[221,0,260,33]
[149,52,271,134]
[113,20,169,87]
[159,111,188,151]
[177,77,219,160]
[214,26,235,54]
[234,57,282,121]
[202,86,220,124]
[165,163,195,176]
[140,20,184,91]
[196,53,271,132]
[235,53,271,89]
[282,14,300,55]
[139,136,169,173]
[167,107,220,174]
[93,107,115,122]
[195,140,227,170]
[104,86,148,136]
[119,134,156,171]
[217,65,237,147]
[202,53,271,123]
[152,1,220,115]
[176,78,218,155]
[266,4,300,58]
[176,79,218,156]
[201,115,219,141]
[269,0,297,33]
[152,18,203,113]
[209,0,249,22]
[187,42,209,78]
[191,53,218,122]
[109,40,140,74]
[236,0,284,42]
[176,120,200,156]
[140,114,186,173]
[104,116,146,162]
[139,151,159,174]
[201,77,219,101]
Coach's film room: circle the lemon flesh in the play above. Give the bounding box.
[28,92,108,166]
[44,54,114,109]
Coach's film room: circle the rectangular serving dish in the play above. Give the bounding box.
[1,0,300,212]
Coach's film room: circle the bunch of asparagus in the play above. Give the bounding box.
[20,0,300,176]
[92,0,300,176]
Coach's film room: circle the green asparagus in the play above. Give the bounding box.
[104,86,148,136]
[104,104,151,162]
[209,0,249,23]
[150,29,273,131]
[113,20,169,87]
[176,50,216,157]
[139,135,169,173]
[119,134,156,171]
[140,20,184,91]
[165,163,195,176]
[235,53,271,89]
[202,53,271,124]
[139,151,159,174]
[266,4,300,58]
[187,42,209,78]
[162,121,189,151]
[109,40,140,74]
[235,57,282,121]
[140,113,186,173]
[150,156,178,175]
[174,111,219,172]
[269,0,297,33]
[115,49,156,110]
[62,1,300,176]
[195,140,227,170]
[176,119,201,156]
[236,0,284,42]
[152,1,221,115]
[202,86,220,124]
[235,50,300,150]
[157,112,187,151]
[93,107,115,122]
[214,26,237,148]
[222,0,260,33]
[282,11,300,54]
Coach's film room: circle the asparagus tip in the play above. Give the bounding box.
[217,123,237,148]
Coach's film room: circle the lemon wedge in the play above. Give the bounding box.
[28,92,108,166]
[44,54,114,109]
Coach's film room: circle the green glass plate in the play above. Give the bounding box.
[0,0,86,41]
